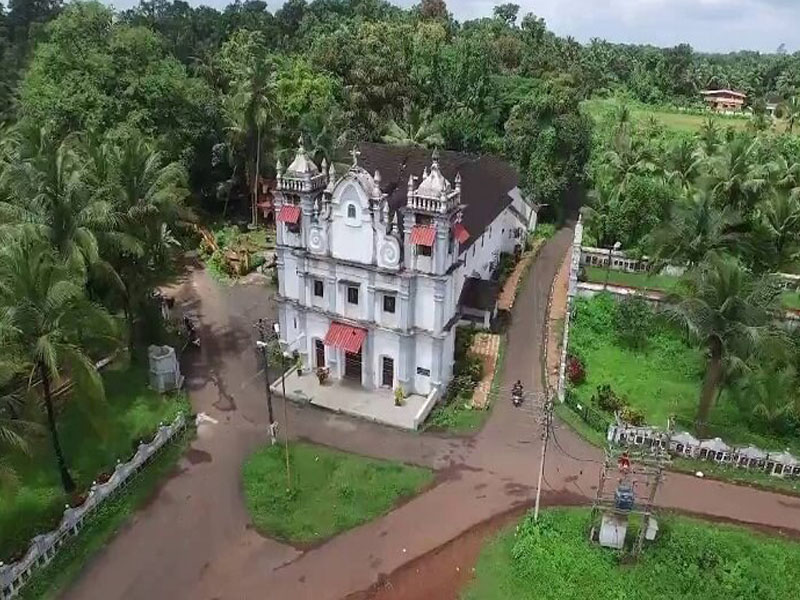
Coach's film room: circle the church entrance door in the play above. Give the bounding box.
[344,349,362,381]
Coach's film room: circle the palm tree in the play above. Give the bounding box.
[665,137,703,192]
[0,363,40,495]
[696,117,721,158]
[649,185,746,269]
[381,105,444,148]
[224,58,277,228]
[767,154,800,198]
[0,241,116,492]
[601,133,655,198]
[0,127,114,275]
[94,133,190,347]
[707,136,766,212]
[776,96,800,134]
[665,254,784,434]
[732,364,797,434]
[760,188,800,271]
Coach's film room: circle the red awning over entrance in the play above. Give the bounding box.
[410,225,436,247]
[453,223,470,243]
[276,205,301,224]
[324,322,367,353]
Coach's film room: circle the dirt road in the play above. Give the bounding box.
[62,230,800,600]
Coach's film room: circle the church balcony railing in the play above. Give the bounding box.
[408,195,449,213]
[277,173,327,192]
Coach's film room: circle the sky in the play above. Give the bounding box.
[103,0,800,54]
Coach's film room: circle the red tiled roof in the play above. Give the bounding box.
[324,322,367,353]
[276,205,301,223]
[410,225,436,247]
[453,223,470,244]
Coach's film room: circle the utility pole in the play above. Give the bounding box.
[278,349,292,490]
[534,391,554,522]
[255,319,277,445]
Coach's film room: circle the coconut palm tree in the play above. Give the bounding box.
[0,126,114,275]
[696,117,721,158]
[89,133,190,347]
[665,136,703,192]
[224,58,277,228]
[601,132,655,198]
[0,363,40,495]
[665,253,784,434]
[0,241,116,492]
[760,188,800,271]
[381,105,444,148]
[776,96,800,134]
[649,185,746,269]
[707,136,766,212]
[731,364,797,434]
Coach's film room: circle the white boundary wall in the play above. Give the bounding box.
[0,414,187,600]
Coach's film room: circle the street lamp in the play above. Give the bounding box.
[604,241,622,290]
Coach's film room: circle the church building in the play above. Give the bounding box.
[273,140,536,400]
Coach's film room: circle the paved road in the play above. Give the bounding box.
[63,231,800,600]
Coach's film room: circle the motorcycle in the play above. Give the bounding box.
[511,385,524,407]
[183,315,201,348]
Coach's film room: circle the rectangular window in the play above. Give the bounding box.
[383,295,396,313]
[481,235,484,248]
[418,244,432,257]
[347,286,359,305]
[415,214,432,225]
[416,367,430,377]
[314,280,324,297]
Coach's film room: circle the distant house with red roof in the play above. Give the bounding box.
[700,89,747,113]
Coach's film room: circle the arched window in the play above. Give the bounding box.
[347,204,356,219]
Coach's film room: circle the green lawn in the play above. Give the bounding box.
[585,266,800,311]
[568,294,800,455]
[582,265,680,293]
[463,508,800,600]
[1,361,189,561]
[583,98,752,133]
[241,442,433,544]
[780,290,800,311]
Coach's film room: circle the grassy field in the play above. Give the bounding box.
[1,361,189,561]
[16,430,191,600]
[462,508,800,600]
[583,98,752,133]
[241,442,433,544]
[582,266,680,292]
[585,266,800,311]
[568,294,800,455]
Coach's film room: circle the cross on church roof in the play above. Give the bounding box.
[350,146,361,167]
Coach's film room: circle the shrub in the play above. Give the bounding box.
[592,384,625,413]
[566,355,585,385]
[614,295,653,349]
[620,405,646,426]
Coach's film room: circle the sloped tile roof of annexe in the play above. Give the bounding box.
[323,322,367,353]
[357,143,519,252]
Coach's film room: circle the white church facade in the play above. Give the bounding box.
[273,141,537,399]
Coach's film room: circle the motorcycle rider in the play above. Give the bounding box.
[512,380,524,405]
